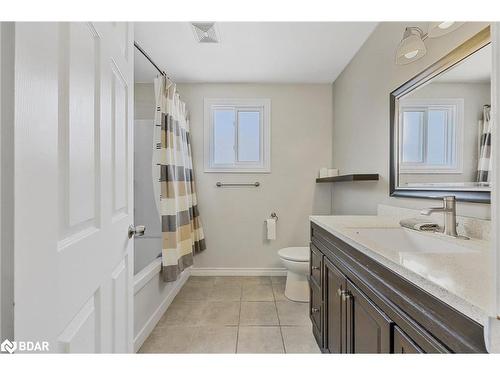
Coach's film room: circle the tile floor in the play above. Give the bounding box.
[139,276,320,353]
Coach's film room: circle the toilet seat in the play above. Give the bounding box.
[278,247,309,262]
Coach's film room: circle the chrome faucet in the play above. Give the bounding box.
[420,196,458,237]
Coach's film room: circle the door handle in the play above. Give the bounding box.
[311,307,320,313]
[128,225,146,238]
[311,266,320,270]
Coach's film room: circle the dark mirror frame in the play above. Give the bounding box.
[390,26,491,204]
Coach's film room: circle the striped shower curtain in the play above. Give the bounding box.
[477,105,492,183]
[154,76,206,282]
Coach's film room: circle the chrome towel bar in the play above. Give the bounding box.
[216,182,260,187]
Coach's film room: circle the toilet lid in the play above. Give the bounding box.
[278,247,309,262]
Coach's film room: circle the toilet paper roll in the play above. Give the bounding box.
[266,218,277,240]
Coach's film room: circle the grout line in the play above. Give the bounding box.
[235,284,243,354]
[271,281,287,354]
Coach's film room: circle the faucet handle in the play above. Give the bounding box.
[421,207,444,215]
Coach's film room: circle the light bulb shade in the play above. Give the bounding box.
[427,22,464,38]
[395,28,427,65]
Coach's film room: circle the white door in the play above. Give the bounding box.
[13,22,135,353]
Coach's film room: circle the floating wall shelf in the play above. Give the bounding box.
[316,174,379,183]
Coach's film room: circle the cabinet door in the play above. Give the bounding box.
[393,326,423,353]
[346,280,393,353]
[324,258,346,353]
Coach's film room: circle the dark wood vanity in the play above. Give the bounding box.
[309,222,487,353]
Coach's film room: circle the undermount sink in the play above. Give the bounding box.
[342,227,476,254]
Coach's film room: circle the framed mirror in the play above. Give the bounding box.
[390,26,491,203]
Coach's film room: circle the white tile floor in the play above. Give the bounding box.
[139,276,320,353]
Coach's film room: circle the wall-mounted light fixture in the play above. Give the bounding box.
[395,27,427,65]
[395,22,464,65]
[427,22,464,38]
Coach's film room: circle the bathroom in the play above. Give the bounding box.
[131,21,495,354]
[1,2,500,370]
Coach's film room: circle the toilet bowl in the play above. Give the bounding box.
[278,247,310,302]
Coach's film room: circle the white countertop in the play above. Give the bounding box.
[310,215,494,325]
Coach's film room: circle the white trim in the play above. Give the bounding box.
[133,263,191,352]
[190,267,287,276]
[133,257,162,294]
[485,22,500,353]
[204,98,271,173]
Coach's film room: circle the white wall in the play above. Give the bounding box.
[331,22,491,219]
[178,83,332,270]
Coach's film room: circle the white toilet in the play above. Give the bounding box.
[278,247,310,302]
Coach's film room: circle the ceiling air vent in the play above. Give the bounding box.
[191,22,219,43]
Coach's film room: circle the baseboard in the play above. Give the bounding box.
[133,266,191,352]
[190,267,287,276]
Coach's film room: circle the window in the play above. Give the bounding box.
[398,98,463,173]
[204,98,271,172]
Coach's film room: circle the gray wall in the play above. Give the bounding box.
[134,83,161,274]
[1,22,15,341]
[179,83,333,270]
[331,22,491,219]
[135,83,333,270]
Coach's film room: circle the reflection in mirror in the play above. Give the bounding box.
[397,44,491,192]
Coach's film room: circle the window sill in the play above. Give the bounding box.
[400,169,463,174]
[204,168,271,174]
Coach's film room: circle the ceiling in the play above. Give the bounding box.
[434,44,491,84]
[134,22,377,83]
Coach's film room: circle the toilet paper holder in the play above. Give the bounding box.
[264,212,278,223]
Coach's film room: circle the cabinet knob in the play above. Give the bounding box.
[311,307,320,313]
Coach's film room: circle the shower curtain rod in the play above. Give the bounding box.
[134,41,168,78]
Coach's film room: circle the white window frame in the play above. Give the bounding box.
[204,98,271,173]
[398,98,464,174]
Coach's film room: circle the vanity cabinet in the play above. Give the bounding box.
[309,245,323,346]
[322,257,391,353]
[310,222,487,354]
[323,258,345,353]
[346,280,393,353]
[393,326,423,353]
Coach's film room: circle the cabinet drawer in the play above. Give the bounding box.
[310,281,323,347]
[310,244,322,287]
